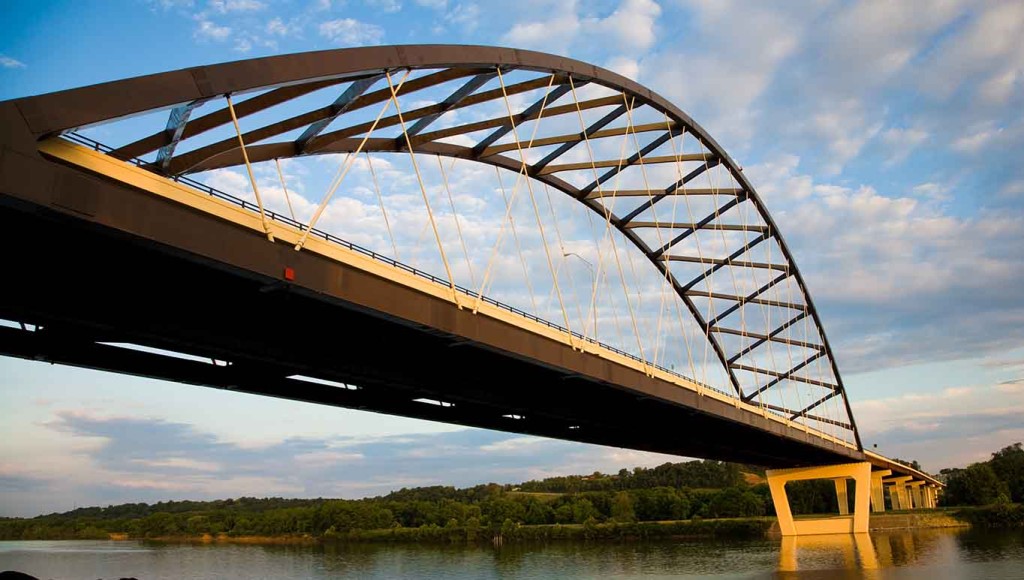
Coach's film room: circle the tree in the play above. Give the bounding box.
[989,443,1024,503]
[522,498,554,525]
[893,458,922,471]
[610,492,636,523]
[943,463,1009,506]
[706,487,765,518]
[480,497,524,528]
[571,498,600,523]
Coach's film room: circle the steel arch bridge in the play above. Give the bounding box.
[0,45,934,485]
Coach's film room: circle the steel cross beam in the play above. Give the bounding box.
[295,74,383,152]
[677,232,773,292]
[703,272,790,329]
[727,310,811,365]
[111,78,351,161]
[155,98,209,171]
[532,103,630,172]
[742,350,828,402]
[577,129,684,198]
[652,193,750,257]
[758,403,851,430]
[618,159,724,224]
[791,391,842,422]
[472,82,577,156]
[401,71,498,141]
[731,362,837,390]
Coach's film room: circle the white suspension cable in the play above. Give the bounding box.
[273,158,297,223]
[385,70,459,304]
[437,154,477,288]
[294,69,411,251]
[495,68,575,342]
[365,152,400,261]
[226,95,274,242]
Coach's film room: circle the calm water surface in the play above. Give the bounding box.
[1,528,1021,579]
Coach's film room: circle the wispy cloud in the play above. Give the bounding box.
[0,55,26,69]
[319,18,385,45]
[0,411,681,516]
[194,19,232,41]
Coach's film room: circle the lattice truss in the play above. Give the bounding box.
[69,62,858,445]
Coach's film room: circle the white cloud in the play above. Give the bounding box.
[999,180,1024,199]
[854,381,1024,470]
[444,2,480,32]
[809,99,883,175]
[502,0,580,53]
[585,0,662,53]
[265,17,299,36]
[194,19,232,41]
[150,0,195,9]
[0,55,26,69]
[415,0,446,8]
[319,18,385,45]
[233,36,253,52]
[640,0,815,145]
[132,457,222,471]
[744,154,813,205]
[951,122,1004,153]
[910,182,951,202]
[208,0,265,13]
[978,67,1021,104]
[817,0,967,93]
[365,0,402,12]
[604,56,639,80]
[881,127,929,166]
[917,0,1024,104]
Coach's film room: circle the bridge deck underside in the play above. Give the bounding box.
[0,155,863,468]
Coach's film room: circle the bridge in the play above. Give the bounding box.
[0,45,940,535]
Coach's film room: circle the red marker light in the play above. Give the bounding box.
[284,267,295,281]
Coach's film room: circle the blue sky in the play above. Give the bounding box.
[2,0,1023,517]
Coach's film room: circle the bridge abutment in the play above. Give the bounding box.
[767,461,871,536]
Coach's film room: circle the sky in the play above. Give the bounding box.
[1,0,1023,517]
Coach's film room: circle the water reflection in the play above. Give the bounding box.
[2,529,1022,579]
[774,527,1024,577]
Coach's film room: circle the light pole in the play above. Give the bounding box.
[563,252,597,340]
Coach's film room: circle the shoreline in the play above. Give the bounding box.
[133,510,974,546]
[9,506,1018,546]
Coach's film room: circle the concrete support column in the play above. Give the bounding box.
[834,478,850,515]
[908,481,925,509]
[885,484,900,510]
[766,462,871,536]
[885,476,912,511]
[870,470,891,513]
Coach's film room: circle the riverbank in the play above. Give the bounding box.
[143,518,774,545]
[136,508,1014,546]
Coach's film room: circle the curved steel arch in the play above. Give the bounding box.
[13,45,861,449]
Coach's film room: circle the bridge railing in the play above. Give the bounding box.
[62,131,730,398]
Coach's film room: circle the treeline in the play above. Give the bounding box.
[0,460,818,542]
[515,461,751,493]
[941,443,1024,507]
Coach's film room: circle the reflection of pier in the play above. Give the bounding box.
[778,533,878,574]
[777,528,959,574]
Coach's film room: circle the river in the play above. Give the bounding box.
[1,528,1022,578]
